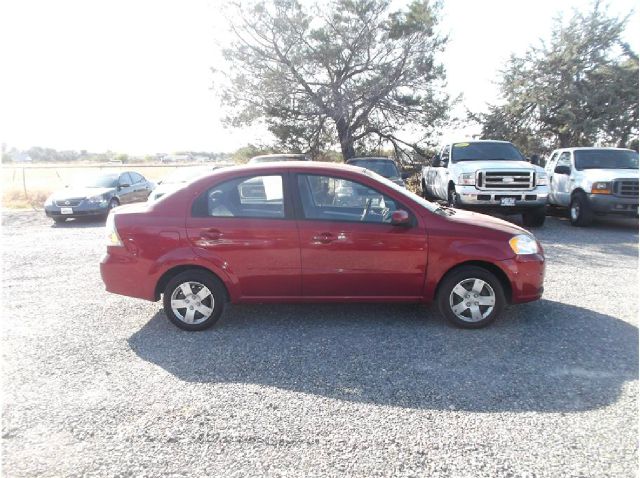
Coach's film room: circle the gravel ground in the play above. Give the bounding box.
[1,211,638,477]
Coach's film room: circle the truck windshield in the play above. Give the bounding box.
[574,150,639,170]
[348,159,400,179]
[451,142,524,162]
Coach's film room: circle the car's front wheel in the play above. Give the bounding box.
[569,193,594,227]
[163,270,226,331]
[52,217,67,224]
[522,207,546,227]
[437,266,506,328]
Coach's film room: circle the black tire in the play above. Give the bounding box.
[52,217,67,224]
[447,186,458,208]
[421,180,431,199]
[569,192,594,227]
[437,266,506,329]
[522,207,546,227]
[162,270,226,331]
[108,198,119,210]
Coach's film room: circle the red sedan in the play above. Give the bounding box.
[101,162,544,330]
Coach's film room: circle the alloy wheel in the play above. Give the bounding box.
[449,278,496,322]
[170,281,215,325]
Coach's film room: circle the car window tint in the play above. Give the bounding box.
[441,145,450,162]
[195,175,285,219]
[119,173,133,185]
[557,152,571,168]
[297,174,403,224]
[130,172,144,183]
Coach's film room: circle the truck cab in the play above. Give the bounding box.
[422,140,549,227]
[545,147,639,226]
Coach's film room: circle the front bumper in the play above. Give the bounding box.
[499,253,545,304]
[587,194,638,216]
[45,203,109,219]
[455,185,548,211]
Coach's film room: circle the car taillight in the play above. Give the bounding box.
[105,213,123,247]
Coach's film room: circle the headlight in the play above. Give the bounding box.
[536,173,548,185]
[509,234,539,255]
[591,182,611,194]
[44,196,54,206]
[87,194,109,206]
[458,173,475,185]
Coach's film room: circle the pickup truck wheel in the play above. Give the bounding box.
[522,207,546,227]
[163,270,226,331]
[570,193,594,227]
[437,266,506,329]
[447,187,458,208]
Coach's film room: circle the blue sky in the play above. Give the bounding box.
[0,0,637,154]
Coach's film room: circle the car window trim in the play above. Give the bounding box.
[191,172,294,220]
[291,172,418,227]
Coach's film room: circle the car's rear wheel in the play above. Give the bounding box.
[437,266,506,328]
[163,270,226,331]
[522,207,546,227]
[569,192,593,227]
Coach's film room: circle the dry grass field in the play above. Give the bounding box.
[1,164,206,209]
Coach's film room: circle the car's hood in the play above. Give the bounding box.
[453,160,538,173]
[51,187,114,200]
[578,169,639,181]
[443,208,530,237]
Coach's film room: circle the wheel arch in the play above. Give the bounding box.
[434,260,512,303]
[154,265,230,302]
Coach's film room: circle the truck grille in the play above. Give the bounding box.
[55,198,83,207]
[477,170,534,190]
[613,179,639,197]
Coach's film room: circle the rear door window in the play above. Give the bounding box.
[192,175,286,219]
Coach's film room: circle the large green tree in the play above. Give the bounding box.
[472,2,638,154]
[216,0,450,160]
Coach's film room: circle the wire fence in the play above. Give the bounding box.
[1,163,209,211]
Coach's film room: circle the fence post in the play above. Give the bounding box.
[22,167,27,199]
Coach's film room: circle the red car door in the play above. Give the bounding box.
[294,173,428,299]
[186,173,301,299]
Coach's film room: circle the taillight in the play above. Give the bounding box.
[105,213,123,247]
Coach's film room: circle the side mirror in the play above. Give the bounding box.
[432,157,442,168]
[554,165,570,175]
[401,171,411,180]
[391,209,410,226]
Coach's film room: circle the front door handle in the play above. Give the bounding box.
[312,232,335,244]
[201,228,222,240]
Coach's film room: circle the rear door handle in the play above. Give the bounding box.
[312,232,335,244]
[201,228,222,240]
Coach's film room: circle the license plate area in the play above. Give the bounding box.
[500,197,516,206]
[60,207,73,214]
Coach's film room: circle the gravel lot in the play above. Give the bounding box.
[2,210,638,477]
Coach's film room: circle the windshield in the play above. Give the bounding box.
[574,150,639,170]
[84,174,119,188]
[162,167,210,184]
[451,142,525,162]
[362,169,439,213]
[348,160,400,178]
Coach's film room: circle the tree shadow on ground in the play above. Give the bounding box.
[128,299,637,413]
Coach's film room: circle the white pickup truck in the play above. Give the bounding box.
[545,147,639,226]
[421,140,549,227]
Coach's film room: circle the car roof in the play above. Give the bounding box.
[552,147,636,152]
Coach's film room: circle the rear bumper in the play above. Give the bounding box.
[100,250,158,301]
[499,254,545,304]
[587,194,638,216]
